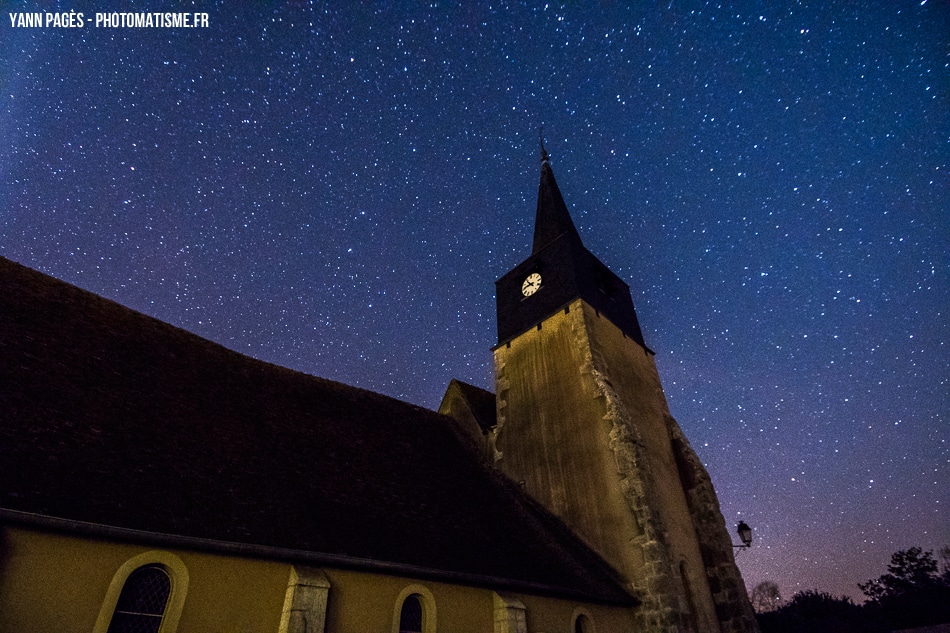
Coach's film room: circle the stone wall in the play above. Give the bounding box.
[669,423,760,633]
[493,300,755,632]
[493,300,754,633]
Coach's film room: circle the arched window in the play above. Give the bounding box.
[107,565,171,633]
[572,609,596,633]
[93,551,188,633]
[398,594,424,633]
[574,614,589,633]
[391,585,435,633]
[679,560,699,633]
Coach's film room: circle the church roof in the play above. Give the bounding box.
[0,257,633,605]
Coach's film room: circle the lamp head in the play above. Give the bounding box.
[737,521,753,547]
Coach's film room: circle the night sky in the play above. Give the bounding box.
[2,1,947,604]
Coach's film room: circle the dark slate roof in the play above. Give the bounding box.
[0,257,633,605]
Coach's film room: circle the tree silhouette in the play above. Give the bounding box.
[756,546,950,633]
[750,581,782,614]
[859,546,939,602]
[756,590,881,633]
[859,547,950,630]
[939,545,950,581]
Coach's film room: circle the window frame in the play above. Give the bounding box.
[572,607,597,633]
[93,551,189,633]
[391,584,436,633]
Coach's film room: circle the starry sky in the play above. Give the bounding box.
[2,0,947,604]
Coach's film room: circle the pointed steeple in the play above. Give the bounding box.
[533,147,582,253]
[495,148,649,350]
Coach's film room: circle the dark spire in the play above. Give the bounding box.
[495,149,649,349]
[532,147,582,254]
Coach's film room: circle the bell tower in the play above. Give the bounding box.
[492,149,758,633]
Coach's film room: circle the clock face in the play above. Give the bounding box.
[521,272,542,297]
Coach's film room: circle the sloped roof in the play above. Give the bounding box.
[439,378,497,434]
[0,257,633,605]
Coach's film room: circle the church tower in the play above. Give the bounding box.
[492,148,759,633]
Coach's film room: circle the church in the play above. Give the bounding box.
[0,150,758,633]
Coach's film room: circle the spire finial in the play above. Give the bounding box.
[540,126,549,163]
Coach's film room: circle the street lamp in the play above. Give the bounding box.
[734,521,752,549]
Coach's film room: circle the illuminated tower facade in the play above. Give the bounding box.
[491,149,758,633]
